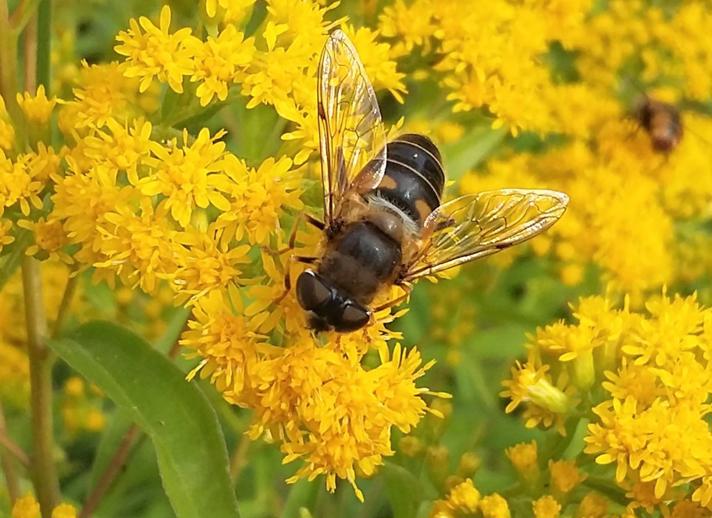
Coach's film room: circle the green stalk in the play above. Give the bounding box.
[0,402,21,503]
[23,256,60,517]
[51,270,78,339]
[35,0,50,91]
[21,1,59,513]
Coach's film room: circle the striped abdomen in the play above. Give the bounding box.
[370,133,445,226]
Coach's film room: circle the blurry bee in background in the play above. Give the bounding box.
[634,95,683,153]
[289,30,569,333]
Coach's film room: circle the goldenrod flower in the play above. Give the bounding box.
[576,492,608,518]
[0,218,15,251]
[51,503,77,518]
[170,228,251,305]
[83,118,153,182]
[342,24,406,103]
[188,25,256,106]
[506,292,712,513]
[549,459,587,495]
[501,359,572,433]
[216,155,303,245]
[378,0,438,57]
[533,495,561,518]
[16,85,57,125]
[446,479,480,514]
[204,0,255,24]
[140,128,232,228]
[479,494,511,518]
[506,441,539,484]
[59,62,150,130]
[0,149,45,216]
[51,156,137,267]
[11,495,77,518]
[94,200,177,293]
[115,6,197,93]
[11,495,40,518]
[18,217,72,263]
[671,500,710,518]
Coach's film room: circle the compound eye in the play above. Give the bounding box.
[337,302,371,332]
[296,271,332,311]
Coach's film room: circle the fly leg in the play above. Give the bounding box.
[274,255,317,305]
[269,212,324,305]
[272,213,325,255]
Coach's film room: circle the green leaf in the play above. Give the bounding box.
[50,321,240,518]
[383,462,422,518]
[442,125,508,182]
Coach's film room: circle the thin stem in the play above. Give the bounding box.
[79,425,141,518]
[23,14,37,91]
[22,256,59,517]
[35,0,50,92]
[0,412,31,468]
[0,403,22,503]
[9,0,40,33]
[229,432,250,482]
[51,269,78,339]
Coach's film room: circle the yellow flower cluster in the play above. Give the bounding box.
[569,0,712,100]
[3,0,711,510]
[503,292,712,514]
[0,0,442,499]
[430,478,511,518]
[455,0,712,300]
[379,0,592,134]
[11,494,76,518]
[182,281,446,499]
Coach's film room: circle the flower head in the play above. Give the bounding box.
[115,6,198,93]
[16,85,57,125]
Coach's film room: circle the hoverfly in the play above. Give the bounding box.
[291,30,569,333]
[634,95,683,153]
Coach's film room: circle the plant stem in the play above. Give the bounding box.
[35,0,50,91]
[23,14,37,90]
[79,425,141,518]
[51,269,79,339]
[9,0,40,33]
[229,432,250,482]
[0,403,22,503]
[0,408,30,468]
[22,256,59,517]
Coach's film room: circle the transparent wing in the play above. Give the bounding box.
[403,189,569,281]
[317,29,387,224]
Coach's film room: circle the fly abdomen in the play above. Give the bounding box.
[319,221,402,303]
[371,134,445,225]
[389,134,445,194]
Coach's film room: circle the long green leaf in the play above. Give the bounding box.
[50,321,240,518]
[383,462,422,518]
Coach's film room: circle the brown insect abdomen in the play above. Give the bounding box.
[371,134,445,226]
